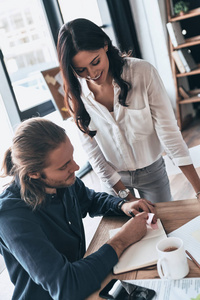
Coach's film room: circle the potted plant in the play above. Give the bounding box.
[174,1,190,16]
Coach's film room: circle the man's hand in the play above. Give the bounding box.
[107,212,148,258]
[121,198,157,223]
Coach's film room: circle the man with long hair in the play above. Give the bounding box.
[0,117,155,300]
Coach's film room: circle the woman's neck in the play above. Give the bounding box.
[87,79,114,112]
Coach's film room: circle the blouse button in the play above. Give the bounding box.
[68,221,71,225]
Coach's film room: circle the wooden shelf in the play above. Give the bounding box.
[174,36,200,50]
[166,1,200,130]
[179,96,200,104]
[176,67,200,78]
[169,8,200,22]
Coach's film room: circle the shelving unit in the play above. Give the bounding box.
[166,1,200,130]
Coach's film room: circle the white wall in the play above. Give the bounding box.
[129,0,176,109]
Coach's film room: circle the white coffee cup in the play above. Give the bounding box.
[156,237,189,280]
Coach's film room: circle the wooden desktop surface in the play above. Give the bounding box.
[85,199,200,300]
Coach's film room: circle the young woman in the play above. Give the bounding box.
[57,18,200,208]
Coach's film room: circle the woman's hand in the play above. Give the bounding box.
[121,197,157,223]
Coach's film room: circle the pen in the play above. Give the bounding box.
[185,250,200,269]
[128,211,135,218]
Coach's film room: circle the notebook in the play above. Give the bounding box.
[109,219,167,274]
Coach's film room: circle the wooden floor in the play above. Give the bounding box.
[182,117,200,148]
[169,117,200,200]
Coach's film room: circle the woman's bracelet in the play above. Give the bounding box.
[196,191,200,198]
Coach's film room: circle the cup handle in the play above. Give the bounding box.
[157,258,171,279]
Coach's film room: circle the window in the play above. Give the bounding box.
[0,0,59,120]
[58,0,102,26]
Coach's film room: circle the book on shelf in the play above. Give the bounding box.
[172,51,186,73]
[178,86,190,99]
[109,219,167,274]
[166,21,185,47]
[177,48,197,72]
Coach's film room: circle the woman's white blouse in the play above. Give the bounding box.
[77,58,192,188]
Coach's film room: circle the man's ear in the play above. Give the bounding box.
[28,172,41,179]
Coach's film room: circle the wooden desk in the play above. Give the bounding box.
[85,199,200,300]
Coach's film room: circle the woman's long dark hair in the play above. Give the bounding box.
[57,18,131,137]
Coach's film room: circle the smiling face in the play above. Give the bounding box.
[71,46,110,85]
[29,137,80,194]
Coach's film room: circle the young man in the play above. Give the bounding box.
[0,117,155,300]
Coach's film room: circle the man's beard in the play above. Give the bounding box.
[40,173,76,190]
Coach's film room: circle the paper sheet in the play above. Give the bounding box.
[123,278,200,300]
[168,216,200,263]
